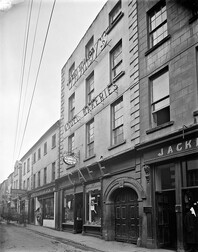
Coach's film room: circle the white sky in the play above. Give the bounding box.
[0,0,107,184]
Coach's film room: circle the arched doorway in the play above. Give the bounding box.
[114,187,139,244]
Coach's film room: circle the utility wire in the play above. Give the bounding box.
[12,0,33,165]
[18,0,57,159]
[19,0,43,150]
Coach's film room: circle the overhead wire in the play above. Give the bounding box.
[18,0,43,153]
[12,0,33,165]
[17,0,57,159]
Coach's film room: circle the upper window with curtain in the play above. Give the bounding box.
[150,68,170,127]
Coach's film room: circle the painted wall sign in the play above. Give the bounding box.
[157,138,198,157]
[67,30,108,90]
[144,137,198,163]
[64,82,118,132]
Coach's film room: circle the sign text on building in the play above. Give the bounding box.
[157,138,198,157]
[67,30,108,89]
[64,82,118,132]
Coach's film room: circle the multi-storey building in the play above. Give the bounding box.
[0,179,8,217]
[56,0,144,245]
[27,120,60,228]
[137,0,198,251]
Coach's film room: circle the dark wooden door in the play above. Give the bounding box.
[156,191,176,249]
[115,187,139,243]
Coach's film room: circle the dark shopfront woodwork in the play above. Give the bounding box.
[114,187,139,244]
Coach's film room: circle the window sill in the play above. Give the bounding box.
[83,224,101,227]
[113,71,125,83]
[108,139,126,151]
[145,35,171,56]
[146,121,174,134]
[51,145,56,149]
[83,154,96,162]
[106,12,124,35]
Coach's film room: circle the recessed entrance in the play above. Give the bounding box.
[114,187,139,244]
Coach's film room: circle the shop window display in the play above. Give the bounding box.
[43,198,54,219]
[63,194,74,224]
[86,190,101,225]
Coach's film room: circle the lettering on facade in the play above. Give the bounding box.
[64,82,118,132]
[67,30,108,89]
[157,138,198,157]
[31,187,55,198]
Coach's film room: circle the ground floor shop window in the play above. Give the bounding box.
[85,190,101,225]
[182,158,198,187]
[63,194,74,224]
[155,163,175,190]
[182,157,198,252]
[43,198,54,219]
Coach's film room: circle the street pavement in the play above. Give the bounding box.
[8,221,174,252]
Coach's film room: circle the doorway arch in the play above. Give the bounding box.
[103,177,146,243]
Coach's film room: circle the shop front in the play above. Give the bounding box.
[31,184,56,228]
[57,163,103,236]
[57,150,147,244]
[139,126,198,251]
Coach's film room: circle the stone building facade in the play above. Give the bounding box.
[56,0,147,245]
[137,0,198,250]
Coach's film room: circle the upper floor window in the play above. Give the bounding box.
[110,40,122,81]
[109,0,121,26]
[52,134,56,148]
[38,171,40,187]
[68,62,75,83]
[27,158,30,172]
[44,142,47,155]
[23,180,26,189]
[111,97,124,145]
[150,68,170,127]
[69,93,75,121]
[23,162,26,175]
[86,119,94,158]
[148,0,167,48]
[52,162,56,181]
[68,134,74,154]
[38,148,41,160]
[44,167,47,185]
[85,36,94,61]
[86,72,94,104]
[33,174,36,189]
[27,178,30,190]
[33,152,36,163]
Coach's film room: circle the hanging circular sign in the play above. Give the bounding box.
[63,155,77,165]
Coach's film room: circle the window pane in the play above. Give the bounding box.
[86,190,101,225]
[43,198,54,219]
[152,71,169,103]
[111,42,122,79]
[110,1,121,24]
[156,163,175,190]
[63,194,74,224]
[87,120,94,157]
[149,2,167,47]
[182,159,198,187]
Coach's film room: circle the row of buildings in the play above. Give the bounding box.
[1,0,198,251]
